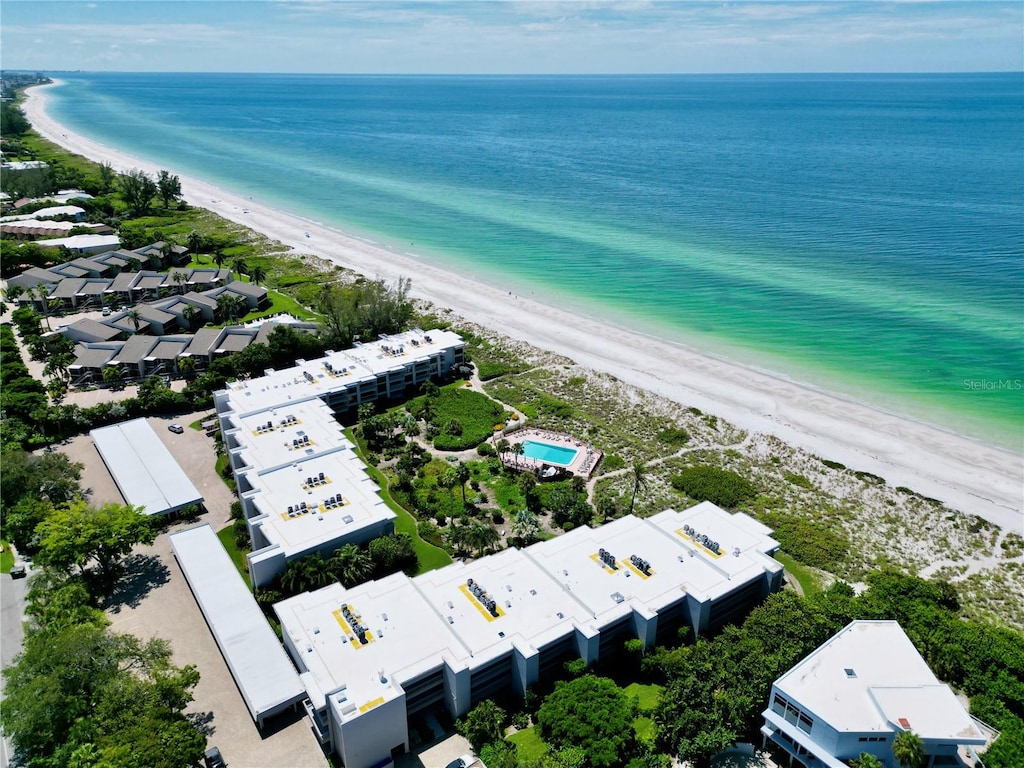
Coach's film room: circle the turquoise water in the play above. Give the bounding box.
[522,441,579,467]
[42,73,1023,449]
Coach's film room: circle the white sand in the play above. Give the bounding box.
[22,82,1023,531]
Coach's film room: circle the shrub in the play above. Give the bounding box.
[602,454,625,472]
[821,458,846,471]
[759,512,849,571]
[671,466,756,508]
[656,427,690,447]
[564,658,588,678]
[477,442,496,456]
[784,472,813,490]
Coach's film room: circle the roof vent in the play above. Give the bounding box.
[844,668,857,678]
[611,592,625,604]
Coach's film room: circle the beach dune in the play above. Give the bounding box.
[21,82,1023,531]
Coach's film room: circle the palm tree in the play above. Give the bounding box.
[126,308,142,333]
[46,298,61,331]
[463,522,501,558]
[212,250,227,270]
[438,467,458,507]
[248,264,267,286]
[511,508,539,544]
[176,354,195,379]
[455,462,471,507]
[171,270,188,295]
[181,304,200,331]
[217,292,244,324]
[851,754,883,768]
[102,365,124,388]
[44,350,74,383]
[511,441,525,469]
[628,460,648,516]
[186,230,204,256]
[231,257,248,280]
[892,730,926,768]
[496,438,510,456]
[331,544,374,588]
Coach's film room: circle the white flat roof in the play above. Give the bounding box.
[775,621,985,742]
[220,329,464,416]
[228,398,351,473]
[526,516,693,623]
[276,574,467,718]
[646,504,783,597]
[171,525,306,724]
[90,418,203,515]
[413,548,597,665]
[247,445,395,558]
[278,504,782,719]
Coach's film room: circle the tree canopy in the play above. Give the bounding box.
[35,501,156,581]
[1,625,204,768]
[118,168,158,216]
[537,674,638,768]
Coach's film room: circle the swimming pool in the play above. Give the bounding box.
[521,440,579,467]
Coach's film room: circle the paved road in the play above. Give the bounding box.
[1,569,29,768]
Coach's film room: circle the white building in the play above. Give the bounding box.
[213,329,465,587]
[213,328,466,419]
[275,503,783,768]
[222,398,396,588]
[90,418,203,516]
[761,621,988,768]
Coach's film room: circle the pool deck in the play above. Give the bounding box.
[499,427,602,479]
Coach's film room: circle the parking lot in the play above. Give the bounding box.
[56,415,330,768]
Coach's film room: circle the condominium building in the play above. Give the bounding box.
[761,620,988,768]
[275,503,783,768]
[214,329,466,587]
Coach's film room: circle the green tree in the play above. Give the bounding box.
[0,625,204,768]
[511,508,540,543]
[35,501,156,582]
[212,249,227,269]
[181,303,200,331]
[368,534,417,576]
[537,674,638,768]
[463,521,501,558]
[851,754,884,768]
[118,169,158,216]
[331,543,374,587]
[248,264,267,286]
[457,699,506,752]
[126,307,142,333]
[892,730,926,768]
[0,448,82,519]
[455,461,472,506]
[97,161,116,193]
[156,170,182,208]
[231,257,248,279]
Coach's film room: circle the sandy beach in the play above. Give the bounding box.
[21,82,1023,531]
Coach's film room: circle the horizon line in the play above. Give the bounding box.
[14,69,1023,77]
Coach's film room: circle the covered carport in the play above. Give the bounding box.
[170,524,307,729]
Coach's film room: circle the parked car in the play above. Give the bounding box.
[167,424,184,434]
[10,563,27,579]
[102,306,111,316]
[203,747,225,768]
[446,755,481,768]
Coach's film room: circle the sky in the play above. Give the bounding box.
[2,1,1021,74]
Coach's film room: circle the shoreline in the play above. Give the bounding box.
[21,81,1023,531]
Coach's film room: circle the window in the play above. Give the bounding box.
[798,712,813,734]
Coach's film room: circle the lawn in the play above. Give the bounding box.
[508,727,548,764]
[216,525,251,587]
[344,429,452,574]
[1,541,15,572]
[774,551,821,595]
[409,386,506,451]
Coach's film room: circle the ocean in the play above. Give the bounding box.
[44,73,1023,449]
